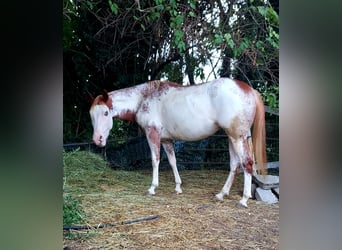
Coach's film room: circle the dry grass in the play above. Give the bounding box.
[63,151,279,249]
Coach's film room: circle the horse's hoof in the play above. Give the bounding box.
[236,201,248,208]
[215,193,224,201]
[145,191,155,196]
[175,189,182,195]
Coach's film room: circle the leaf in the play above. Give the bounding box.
[155,0,164,5]
[150,11,160,20]
[177,41,186,53]
[189,11,196,17]
[267,6,279,25]
[171,15,184,28]
[141,23,146,31]
[239,39,249,51]
[257,6,267,17]
[86,0,93,10]
[190,2,196,9]
[224,33,235,49]
[108,0,118,15]
[214,34,223,44]
[174,30,184,42]
[170,0,177,8]
[265,93,277,109]
[256,40,264,48]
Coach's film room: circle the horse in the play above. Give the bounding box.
[89,77,267,207]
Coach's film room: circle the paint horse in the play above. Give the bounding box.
[89,77,267,207]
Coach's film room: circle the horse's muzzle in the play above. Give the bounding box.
[93,133,106,147]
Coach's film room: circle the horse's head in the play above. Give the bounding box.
[89,91,113,147]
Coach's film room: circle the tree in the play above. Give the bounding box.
[63,0,279,142]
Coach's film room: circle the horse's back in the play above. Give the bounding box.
[158,84,218,140]
[155,78,257,140]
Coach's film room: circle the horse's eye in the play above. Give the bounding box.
[104,111,108,116]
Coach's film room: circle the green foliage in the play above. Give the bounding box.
[254,4,279,50]
[63,0,78,49]
[108,0,118,15]
[63,149,114,240]
[214,34,223,44]
[63,193,85,226]
[109,119,132,146]
[63,0,278,143]
[266,27,279,49]
[188,11,196,17]
[257,5,279,25]
[194,67,205,80]
[189,0,196,10]
[257,82,279,110]
[169,7,186,54]
[233,38,251,58]
[225,2,278,60]
[63,149,86,226]
[224,33,235,49]
[161,61,184,83]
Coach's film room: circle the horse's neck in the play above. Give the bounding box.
[111,84,147,113]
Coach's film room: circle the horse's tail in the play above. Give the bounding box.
[252,89,267,175]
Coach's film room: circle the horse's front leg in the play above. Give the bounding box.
[146,126,161,195]
[162,141,182,194]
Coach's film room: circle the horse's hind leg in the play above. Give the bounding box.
[232,135,254,207]
[162,141,182,194]
[217,134,254,207]
[216,139,240,200]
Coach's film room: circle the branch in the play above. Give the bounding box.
[150,53,182,80]
[63,215,160,231]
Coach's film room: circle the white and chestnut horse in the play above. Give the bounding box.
[89,77,267,207]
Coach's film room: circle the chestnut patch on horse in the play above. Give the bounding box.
[234,80,252,94]
[146,126,161,161]
[243,157,254,174]
[91,94,113,110]
[144,80,182,98]
[147,126,160,144]
[118,109,136,121]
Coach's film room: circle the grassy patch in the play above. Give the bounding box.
[63,149,150,194]
[63,149,154,241]
[63,193,85,226]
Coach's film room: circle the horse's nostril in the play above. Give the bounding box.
[99,136,102,140]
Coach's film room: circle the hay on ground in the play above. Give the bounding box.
[63,151,279,249]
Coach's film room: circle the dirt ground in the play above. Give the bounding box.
[63,170,279,249]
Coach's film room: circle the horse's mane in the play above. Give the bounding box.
[143,80,181,97]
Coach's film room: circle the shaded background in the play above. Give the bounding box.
[1,0,342,249]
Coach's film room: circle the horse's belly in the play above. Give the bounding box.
[162,115,219,141]
[159,92,219,141]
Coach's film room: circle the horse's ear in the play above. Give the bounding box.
[102,89,108,102]
[102,89,113,109]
